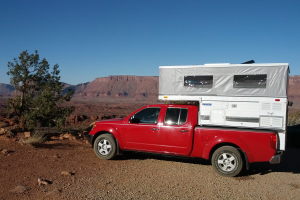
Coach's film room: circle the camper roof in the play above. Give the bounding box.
[159,63,289,98]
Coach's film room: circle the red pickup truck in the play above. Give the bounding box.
[86,104,281,176]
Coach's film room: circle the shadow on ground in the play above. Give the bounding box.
[248,125,300,175]
[118,151,209,165]
[249,148,300,175]
[31,142,76,149]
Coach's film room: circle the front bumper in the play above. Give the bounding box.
[269,152,283,164]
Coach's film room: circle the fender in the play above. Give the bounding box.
[201,136,253,162]
[190,130,251,161]
[90,124,124,149]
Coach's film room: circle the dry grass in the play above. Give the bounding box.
[23,133,47,146]
[288,111,300,126]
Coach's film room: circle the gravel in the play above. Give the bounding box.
[0,137,300,200]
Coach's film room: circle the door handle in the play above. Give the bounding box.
[180,130,188,133]
[152,128,159,131]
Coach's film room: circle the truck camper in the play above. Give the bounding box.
[159,63,289,151]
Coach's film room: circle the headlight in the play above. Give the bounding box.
[89,122,96,129]
[85,122,96,133]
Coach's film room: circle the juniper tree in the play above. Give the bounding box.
[7,50,73,129]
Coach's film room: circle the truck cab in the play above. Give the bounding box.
[89,104,198,155]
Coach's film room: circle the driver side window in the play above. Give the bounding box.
[130,108,161,124]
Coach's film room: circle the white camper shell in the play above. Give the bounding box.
[159,63,289,150]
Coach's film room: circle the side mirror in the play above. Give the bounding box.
[288,101,293,107]
[130,117,140,124]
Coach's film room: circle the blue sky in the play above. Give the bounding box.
[0,0,299,85]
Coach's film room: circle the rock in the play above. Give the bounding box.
[1,149,14,155]
[60,133,77,140]
[9,185,28,194]
[1,149,10,155]
[38,178,52,186]
[0,121,9,128]
[0,128,7,135]
[50,136,60,140]
[0,128,13,137]
[62,133,72,139]
[23,132,31,138]
[61,171,74,176]
[53,154,61,159]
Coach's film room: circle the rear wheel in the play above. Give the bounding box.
[93,134,117,160]
[211,146,244,177]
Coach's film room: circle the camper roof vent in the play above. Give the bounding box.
[242,60,255,64]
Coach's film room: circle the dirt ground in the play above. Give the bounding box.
[0,136,300,200]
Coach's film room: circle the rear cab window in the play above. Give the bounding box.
[164,108,188,125]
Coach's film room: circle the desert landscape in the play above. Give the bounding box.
[1,75,300,200]
[1,0,299,199]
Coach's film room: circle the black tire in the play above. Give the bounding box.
[93,134,117,160]
[211,146,244,177]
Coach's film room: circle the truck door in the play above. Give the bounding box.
[123,107,162,152]
[158,107,194,156]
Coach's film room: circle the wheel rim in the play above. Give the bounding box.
[97,139,112,156]
[217,152,237,172]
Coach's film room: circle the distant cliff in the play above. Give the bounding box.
[70,76,158,102]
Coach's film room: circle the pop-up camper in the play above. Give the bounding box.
[159,63,289,150]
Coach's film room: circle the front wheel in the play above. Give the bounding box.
[211,146,244,177]
[93,134,117,160]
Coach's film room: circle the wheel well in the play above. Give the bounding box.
[92,131,111,145]
[209,143,248,168]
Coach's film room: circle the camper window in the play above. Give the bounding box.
[233,74,267,88]
[184,76,213,88]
